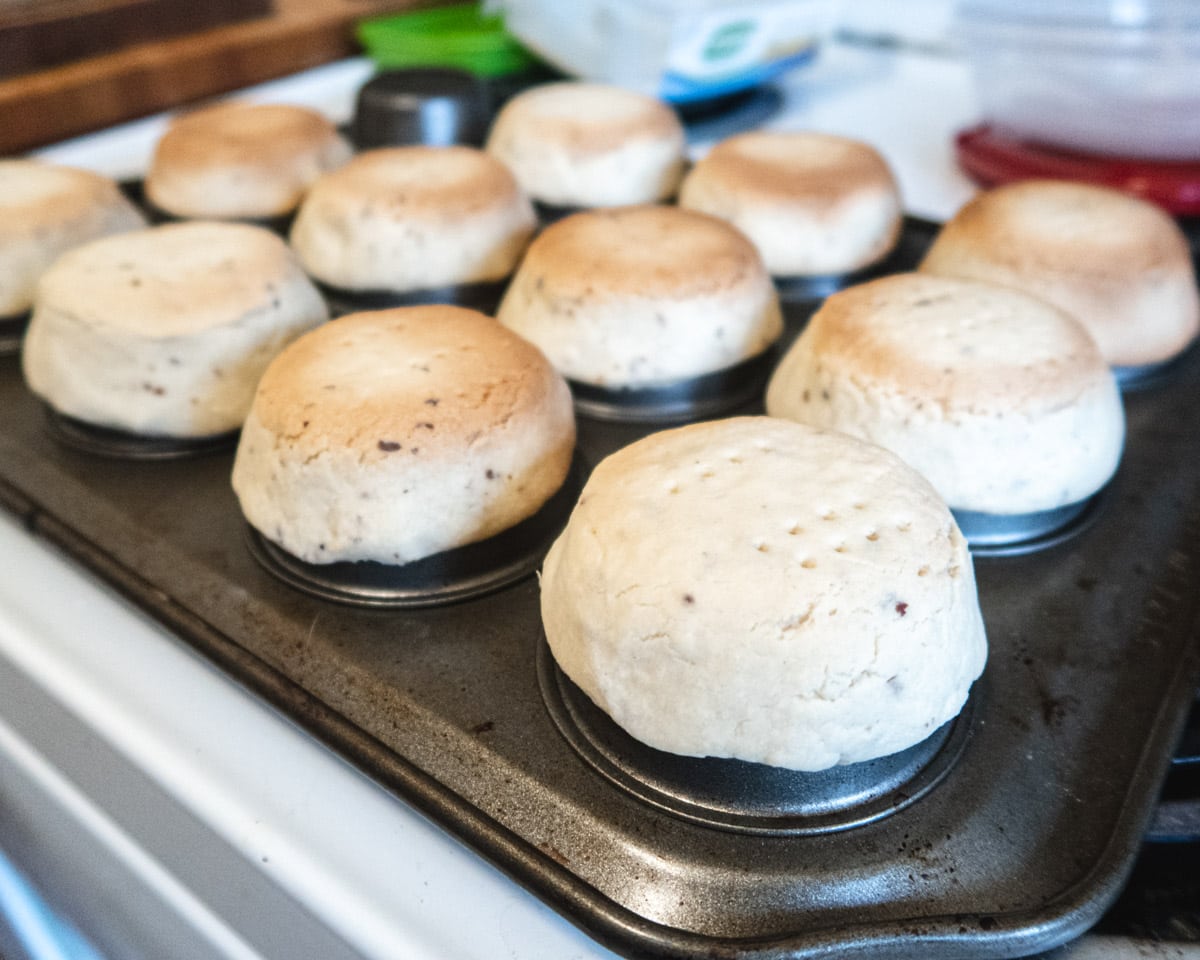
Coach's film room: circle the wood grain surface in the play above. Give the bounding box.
[0,0,427,154]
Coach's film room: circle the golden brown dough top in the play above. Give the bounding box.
[0,160,133,236]
[489,82,683,155]
[36,221,309,337]
[691,131,898,204]
[802,273,1111,413]
[925,179,1192,278]
[150,103,344,173]
[299,146,526,220]
[518,205,767,300]
[252,306,570,462]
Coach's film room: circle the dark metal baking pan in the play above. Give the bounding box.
[568,349,777,424]
[0,250,1198,960]
[315,277,511,318]
[538,642,974,837]
[243,454,586,609]
[42,406,238,460]
[119,179,297,235]
[0,311,29,356]
[777,216,940,345]
[953,492,1104,558]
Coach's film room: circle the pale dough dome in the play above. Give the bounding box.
[232,305,576,565]
[541,416,987,771]
[290,146,536,292]
[680,131,902,277]
[0,160,145,316]
[497,205,782,389]
[22,221,328,437]
[486,82,685,207]
[766,273,1125,515]
[145,102,353,219]
[919,179,1199,368]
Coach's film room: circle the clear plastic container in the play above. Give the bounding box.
[956,0,1200,160]
[488,0,841,103]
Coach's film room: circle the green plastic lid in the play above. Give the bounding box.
[357,4,535,78]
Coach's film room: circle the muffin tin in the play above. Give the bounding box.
[42,406,239,461]
[314,277,511,318]
[567,349,777,423]
[952,494,1105,558]
[0,217,1198,960]
[0,312,28,356]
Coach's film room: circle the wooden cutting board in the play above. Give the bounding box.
[0,0,429,154]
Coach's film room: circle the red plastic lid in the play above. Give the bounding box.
[956,124,1200,217]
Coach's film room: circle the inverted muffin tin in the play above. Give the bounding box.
[0,312,28,356]
[952,493,1105,558]
[42,406,239,460]
[0,218,1199,960]
[243,456,586,609]
[314,277,510,318]
[569,350,778,423]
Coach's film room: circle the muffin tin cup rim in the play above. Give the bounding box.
[0,311,29,356]
[568,348,777,424]
[243,453,586,609]
[133,182,298,236]
[958,488,1107,558]
[42,406,239,460]
[772,233,920,306]
[315,277,511,317]
[1113,338,1198,392]
[537,636,976,837]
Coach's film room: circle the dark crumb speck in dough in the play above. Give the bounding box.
[418,422,434,430]
[378,440,401,452]
[486,469,496,479]
[895,601,908,616]
[142,382,165,396]
[683,593,695,605]
[424,397,440,406]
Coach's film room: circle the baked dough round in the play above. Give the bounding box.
[496,205,782,388]
[0,160,145,316]
[919,180,1199,368]
[290,146,536,292]
[145,102,352,219]
[22,221,328,437]
[485,82,685,207]
[232,305,576,565]
[541,416,986,771]
[679,131,902,277]
[765,273,1125,515]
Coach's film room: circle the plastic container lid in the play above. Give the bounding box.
[356,4,535,78]
[955,124,1200,216]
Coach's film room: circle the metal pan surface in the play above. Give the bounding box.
[0,223,1198,960]
[42,406,238,460]
[538,640,973,836]
[0,312,28,356]
[315,278,510,318]
[954,493,1104,558]
[569,349,777,423]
